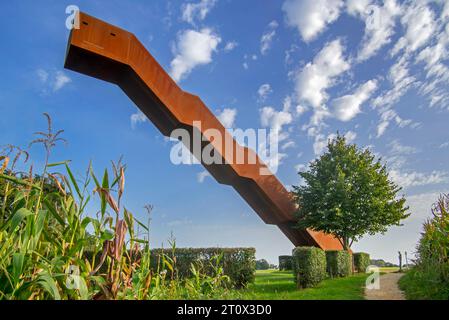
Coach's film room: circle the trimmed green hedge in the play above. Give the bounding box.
[353,252,370,273]
[150,247,256,288]
[325,250,352,277]
[279,255,293,270]
[292,247,326,288]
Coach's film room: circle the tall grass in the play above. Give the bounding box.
[399,194,449,300]
[0,114,234,300]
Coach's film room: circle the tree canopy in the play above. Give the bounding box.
[292,134,410,250]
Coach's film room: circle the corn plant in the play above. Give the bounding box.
[0,113,237,300]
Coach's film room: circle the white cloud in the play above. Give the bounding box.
[312,131,356,155]
[197,170,211,183]
[295,163,307,172]
[391,2,436,56]
[36,69,71,93]
[130,110,147,129]
[296,105,307,116]
[257,84,272,102]
[345,130,357,143]
[390,170,449,188]
[282,0,344,42]
[259,105,293,170]
[443,0,449,20]
[170,28,221,82]
[373,56,417,137]
[260,106,292,137]
[53,71,71,91]
[260,20,278,55]
[388,139,417,156]
[295,39,350,108]
[379,139,448,189]
[217,108,237,128]
[181,0,217,25]
[415,17,449,108]
[281,141,295,150]
[36,69,49,83]
[439,142,449,149]
[224,41,238,52]
[376,109,415,138]
[331,79,377,121]
[349,0,402,61]
[346,0,372,16]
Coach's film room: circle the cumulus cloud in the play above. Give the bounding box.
[390,170,449,188]
[379,139,448,189]
[415,13,449,108]
[439,142,449,149]
[388,139,417,156]
[331,79,377,121]
[130,110,147,129]
[257,84,272,102]
[217,108,237,128]
[348,0,402,61]
[260,20,278,55]
[312,131,357,155]
[281,141,295,150]
[295,39,350,108]
[294,163,308,172]
[346,0,372,16]
[224,41,238,52]
[36,69,49,83]
[170,28,221,82]
[391,2,436,56]
[54,71,71,91]
[372,55,418,137]
[283,0,344,42]
[181,0,217,25]
[36,69,71,93]
[259,105,293,171]
[260,106,292,137]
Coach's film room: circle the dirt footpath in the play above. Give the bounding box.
[365,273,405,300]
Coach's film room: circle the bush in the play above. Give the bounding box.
[326,250,352,277]
[353,252,370,273]
[150,247,256,288]
[279,255,293,270]
[292,247,326,288]
[256,259,270,270]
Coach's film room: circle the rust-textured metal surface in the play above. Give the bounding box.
[64,12,343,250]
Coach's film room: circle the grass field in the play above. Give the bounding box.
[240,270,368,300]
[379,267,400,273]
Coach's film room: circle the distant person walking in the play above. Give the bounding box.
[398,251,402,271]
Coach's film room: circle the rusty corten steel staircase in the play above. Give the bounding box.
[64,12,343,250]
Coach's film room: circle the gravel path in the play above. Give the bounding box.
[365,273,405,300]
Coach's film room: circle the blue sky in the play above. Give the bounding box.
[1,0,449,264]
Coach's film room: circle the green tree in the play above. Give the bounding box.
[255,259,270,270]
[292,134,409,250]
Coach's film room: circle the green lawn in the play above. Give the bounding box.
[240,270,367,300]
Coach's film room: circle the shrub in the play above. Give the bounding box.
[150,247,256,288]
[326,250,352,277]
[292,247,326,288]
[353,252,370,273]
[279,255,293,270]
